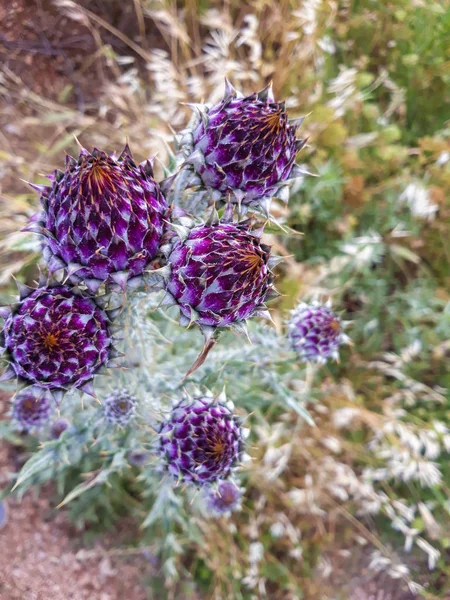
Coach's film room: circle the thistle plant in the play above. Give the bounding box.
[27,145,168,293]
[1,80,326,535]
[0,282,118,401]
[0,0,450,600]
[1,80,322,504]
[159,393,245,485]
[171,80,308,215]
[2,51,447,599]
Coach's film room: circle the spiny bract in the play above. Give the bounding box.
[163,207,278,334]
[176,79,308,214]
[205,480,243,516]
[0,284,117,398]
[159,394,244,485]
[11,387,53,432]
[102,388,137,426]
[287,300,350,364]
[28,145,168,293]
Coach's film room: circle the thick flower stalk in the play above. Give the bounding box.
[159,393,245,485]
[0,283,118,400]
[287,300,350,364]
[171,80,308,215]
[11,387,53,432]
[205,480,243,516]
[102,388,137,426]
[27,145,168,293]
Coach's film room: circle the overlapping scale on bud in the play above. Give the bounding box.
[12,387,53,432]
[287,300,350,364]
[0,283,118,399]
[174,79,307,215]
[28,145,168,293]
[163,207,279,332]
[159,393,244,485]
[205,480,243,516]
[102,388,137,426]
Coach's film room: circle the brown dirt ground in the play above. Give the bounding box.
[0,0,165,106]
[0,487,151,600]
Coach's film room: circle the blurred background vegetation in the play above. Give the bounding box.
[0,0,449,598]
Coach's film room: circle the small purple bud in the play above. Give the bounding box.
[205,480,242,515]
[103,389,137,426]
[50,418,70,439]
[12,387,53,432]
[287,301,350,363]
[159,396,244,485]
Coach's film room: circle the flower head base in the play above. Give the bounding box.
[28,145,168,293]
[159,393,244,485]
[0,283,116,398]
[103,388,137,426]
[12,387,53,432]
[173,80,308,215]
[287,300,350,364]
[50,418,70,439]
[205,480,243,516]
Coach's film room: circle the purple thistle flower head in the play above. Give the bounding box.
[177,80,307,214]
[103,388,137,426]
[159,394,244,485]
[287,300,350,364]
[164,208,278,330]
[12,387,53,432]
[50,418,70,439]
[28,145,168,293]
[205,480,243,516]
[0,283,116,397]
